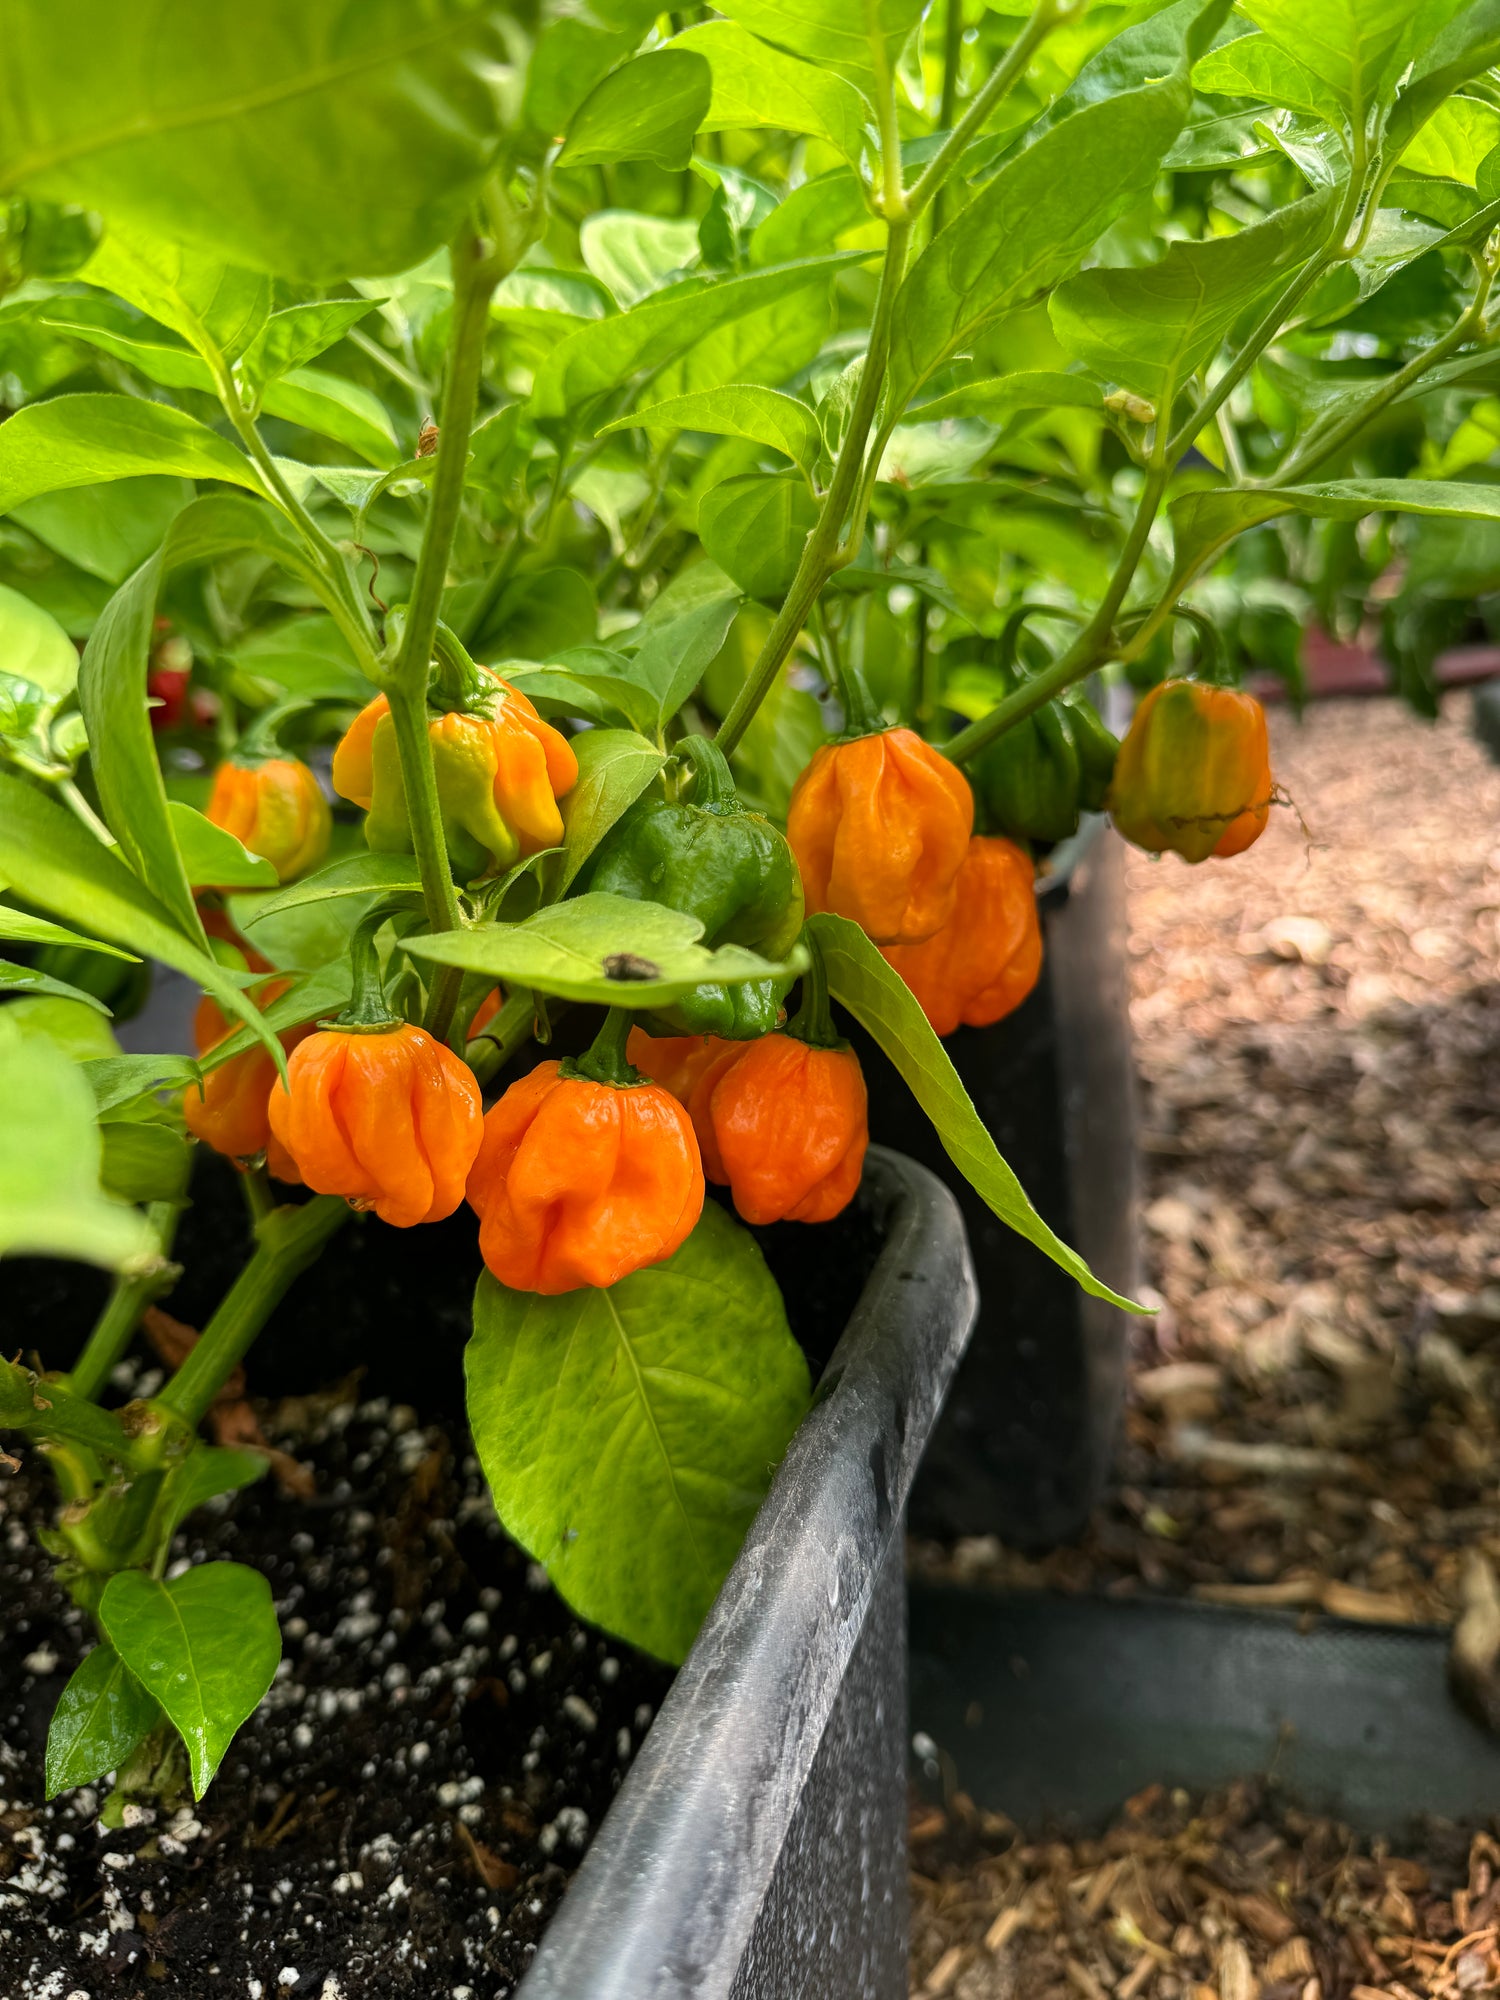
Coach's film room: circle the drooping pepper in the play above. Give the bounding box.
[1107,679,1272,862]
[975,694,1119,846]
[205,755,331,884]
[786,727,973,945]
[587,736,804,1037]
[184,984,306,1180]
[467,1011,704,1294]
[880,836,1042,1038]
[332,670,578,881]
[265,916,483,1226]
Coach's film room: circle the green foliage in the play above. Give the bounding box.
[468,1201,810,1663]
[46,1645,160,1797]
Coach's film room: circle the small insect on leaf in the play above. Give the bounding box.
[603,952,663,981]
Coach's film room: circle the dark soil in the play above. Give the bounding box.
[1,1149,885,1998]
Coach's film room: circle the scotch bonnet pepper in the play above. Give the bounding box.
[587,736,803,1038]
[332,670,578,880]
[881,836,1042,1038]
[205,755,330,885]
[467,1048,704,1295]
[1107,679,1272,863]
[787,726,973,945]
[183,984,305,1180]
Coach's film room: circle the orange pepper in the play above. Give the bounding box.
[628,1028,867,1225]
[1107,680,1272,862]
[880,836,1042,1038]
[466,1059,704,1294]
[205,756,330,884]
[184,983,306,1179]
[332,672,578,873]
[267,1023,483,1227]
[786,727,973,944]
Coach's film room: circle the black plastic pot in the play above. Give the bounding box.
[842,815,1138,1548]
[519,1148,978,2000]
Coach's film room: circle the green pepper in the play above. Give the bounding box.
[1060,693,1120,814]
[587,735,804,1038]
[976,693,1119,845]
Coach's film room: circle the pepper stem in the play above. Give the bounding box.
[788,932,844,1050]
[331,909,403,1031]
[565,1007,640,1088]
[677,735,739,813]
[431,623,491,714]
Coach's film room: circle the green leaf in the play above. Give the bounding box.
[83,1053,201,1116]
[602,383,822,474]
[0,581,77,699]
[559,50,711,171]
[554,728,667,889]
[810,914,1143,1313]
[247,851,424,921]
[670,21,869,167]
[1169,477,1500,584]
[530,253,869,418]
[3,993,120,1062]
[169,803,278,892]
[909,372,1103,428]
[888,44,1204,410]
[1387,0,1500,157]
[403,890,808,1007]
[619,563,743,729]
[1049,192,1333,408]
[263,370,399,467]
[241,298,383,392]
[156,1445,268,1544]
[0,395,261,513]
[714,0,924,95]
[0,1009,153,1270]
[1,1,509,282]
[98,1563,280,1799]
[748,168,873,269]
[0,959,112,1012]
[506,661,660,736]
[698,471,817,600]
[0,775,280,1066]
[1193,34,1346,120]
[99,1120,192,1205]
[468,1200,810,1664]
[43,315,231,395]
[80,494,329,942]
[10,477,193,587]
[45,1644,160,1797]
[578,211,702,308]
[1240,0,1413,117]
[0,907,136,959]
[1401,94,1500,184]
[82,229,271,364]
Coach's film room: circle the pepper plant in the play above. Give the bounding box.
[2,0,1499,1817]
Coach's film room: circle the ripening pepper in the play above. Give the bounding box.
[1107,679,1272,862]
[332,673,578,881]
[184,984,306,1178]
[627,1027,868,1225]
[268,1022,483,1227]
[787,727,973,945]
[467,1054,704,1294]
[588,737,804,1038]
[975,696,1119,846]
[205,756,331,884]
[880,837,1042,1038]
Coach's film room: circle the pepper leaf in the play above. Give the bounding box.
[556,727,668,889]
[558,50,711,171]
[403,891,808,1007]
[809,914,1144,1314]
[45,1644,161,1798]
[98,1564,281,1799]
[468,1200,810,1664]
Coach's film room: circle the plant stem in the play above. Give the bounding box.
[156,1196,349,1431]
[907,0,1063,223]
[566,1006,636,1087]
[466,989,543,1087]
[57,776,118,846]
[67,1202,182,1403]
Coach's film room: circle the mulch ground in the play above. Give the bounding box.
[908,695,1500,2000]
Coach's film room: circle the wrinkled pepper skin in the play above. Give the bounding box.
[588,770,804,1039]
[268,1023,483,1227]
[787,728,973,944]
[628,1028,868,1225]
[880,837,1042,1038]
[466,1060,704,1294]
[205,756,331,884]
[332,674,578,880]
[1108,679,1272,862]
[184,986,305,1179]
[976,696,1119,845]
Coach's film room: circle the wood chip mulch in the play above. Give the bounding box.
[910,697,1500,1630]
[909,1782,1500,2000]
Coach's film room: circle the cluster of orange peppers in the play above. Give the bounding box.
[188,665,1270,1299]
